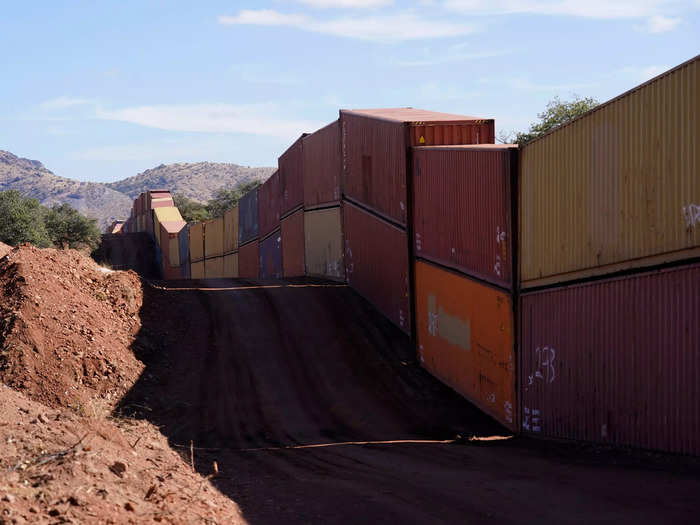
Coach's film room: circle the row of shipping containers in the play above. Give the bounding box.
[125,55,698,455]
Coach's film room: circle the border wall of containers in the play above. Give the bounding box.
[281,209,305,277]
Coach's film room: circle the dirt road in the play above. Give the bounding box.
[120,279,700,524]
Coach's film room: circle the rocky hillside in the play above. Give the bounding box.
[0,151,132,230]
[0,150,275,230]
[106,161,275,202]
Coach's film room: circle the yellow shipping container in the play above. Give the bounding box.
[415,260,516,431]
[205,256,225,279]
[304,207,344,279]
[168,233,179,268]
[223,252,239,278]
[191,260,205,279]
[204,218,224,258]
[190,223,204,262]
[153,206,184,223]
[520,56,700,288]
[223,207,239,254]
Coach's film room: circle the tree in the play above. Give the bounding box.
[44,203,101,250]
[206,180,262,218]
[513,95,599,144]
[0,190,51,247]
[173,194,211,223]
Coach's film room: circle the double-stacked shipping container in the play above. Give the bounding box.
[518,55,700,453]
[238,188,260,279]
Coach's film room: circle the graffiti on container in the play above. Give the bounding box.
[527,346,556,387]
[486,392,496,404]
[682,204,700,230]
[399,309,405,327]
[494,227,507,276]
[415,232,423,252]
[522,407,541,432]
[427,294,471,350]
[504,401,513,424]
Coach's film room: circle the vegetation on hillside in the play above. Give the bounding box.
[175,179,263,223]
[0,190,101,250]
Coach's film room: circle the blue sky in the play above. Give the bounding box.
[1,1,698,183]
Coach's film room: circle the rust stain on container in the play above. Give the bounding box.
[415,260,516,430]
[239,241,259,279]
[205,256,225,279]
[343,202,410,333]
[281,209,305,277]
[223,206,238,254]
[303,120,341,206]
[238,189,259,245]
[223,252,239,278]
[304,207,344,280]
[191,260,204,279]
[259,231,283,280]
[520,56,700,288]
[258,170,281,237]
[204,218,224,259]
[279,135,306,215]
[189,223,204,263]
[520,262,700,455]
[413,145,517,289]
[341,108,494,225]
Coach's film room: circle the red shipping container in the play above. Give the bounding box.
[520,263,700,455]
[279,134,306,215]
[281,209,304,277]
[343,202,410,333]
[303,120,341,207]
[239,241,259,279]
[259,231,283,280]
[412,145,517,289]
[341,108,495,225]
[258,170,281,238]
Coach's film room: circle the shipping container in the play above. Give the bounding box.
[343,202,410,333]
[146,189,171,210]
[341,108,495,225]
[413,145,517,289]
[238,189,259,244]
[223,252,239,278]
[204,217,224,258]
[279,135,306,215]
[259,231,283,280]
[281,209,305,277]
[304,207,344,280]
[258,170,281,237]
[303,120,341,207]
[239,241,259,279]
[191,260,205,280]
[190,223,204,262]
[520,56,700,289]
[520,262,700,455]
[223,206,239,254]
[205,256,225,279]
[415,260,516,430]
[178,224,190,279]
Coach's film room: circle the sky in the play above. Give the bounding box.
[0,1,698,183]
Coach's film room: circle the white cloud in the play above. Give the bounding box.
[641,15,681,32]
[218,9,476,41]
[300,0,393,7]
[40,96,96,110]
[95,103,324,139]
[392,43,511,67]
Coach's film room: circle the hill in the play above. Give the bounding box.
[0,151,132,230]
[106,161,275,202]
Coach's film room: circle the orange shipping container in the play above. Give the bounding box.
[205,256,225,279]
[223,207,239,254]
[415,260,516,430]
[223,252,239,278]
[239,241,259,279]
[204,218,224,259]
[190,223,204,262]
[191,260,204,279]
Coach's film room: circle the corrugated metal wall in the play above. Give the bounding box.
[413,145,516,290]
[304,207,344,280]
[223,252,239,278]
[205,256,225,279]
[344,202,410,333]
[178,224,190,277]
[258,170,281,237]
[204,218,224,259]
[281,209,305,278]
[191,260,204,280]
[223,207,238,254]
[259,231,283,280]
[190,223,204,263]
[238,189,259,245]
[279,135,305,215]
[520,262,700,455]
[408,121,495,147]
[239,241,259,279]
[415,260,516,430]
[520,56,700,288]
[303,120,341,207]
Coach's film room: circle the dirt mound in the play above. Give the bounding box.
[0,385,245,524]
[0,242,11,258]
[0,245,144,409]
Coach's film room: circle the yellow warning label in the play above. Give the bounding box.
[419,136,426,144]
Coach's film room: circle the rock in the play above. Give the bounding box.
[109,461,127,478]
